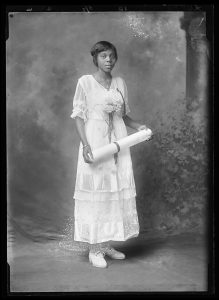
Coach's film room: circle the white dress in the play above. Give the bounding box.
[71,74,139,244]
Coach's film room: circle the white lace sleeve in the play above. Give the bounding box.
[70,79,88,121]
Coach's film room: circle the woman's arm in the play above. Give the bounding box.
[74,117,94,163]
[123,115,148,131]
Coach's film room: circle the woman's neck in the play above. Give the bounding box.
[95,69,112,81]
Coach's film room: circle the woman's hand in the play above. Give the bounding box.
[123,116,153,139]
[137,124,153,140]
[137,124,148,131]
[83,145,94,164]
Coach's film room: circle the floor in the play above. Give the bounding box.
[8,229,207,293]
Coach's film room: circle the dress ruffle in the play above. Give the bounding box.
[74,170,136,194]
[74,188,136,202]
[74,197,139,244]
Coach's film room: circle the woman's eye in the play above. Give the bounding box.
[100,53,115,60]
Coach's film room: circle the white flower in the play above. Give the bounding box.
[103,89,124,114]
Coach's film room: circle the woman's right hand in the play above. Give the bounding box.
[83,145,94,164]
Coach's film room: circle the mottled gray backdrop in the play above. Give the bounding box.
[7,12,208,247]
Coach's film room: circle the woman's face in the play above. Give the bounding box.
[96,49,116,73]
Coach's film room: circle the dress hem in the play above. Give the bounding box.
[73,232,139,244]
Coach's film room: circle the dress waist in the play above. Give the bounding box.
[87,110,108,121]
[87,110,120,122]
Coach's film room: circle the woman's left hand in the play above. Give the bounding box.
[137,124,153,140]
[137,124,148,131]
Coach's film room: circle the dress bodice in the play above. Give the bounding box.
[71,75,130,123]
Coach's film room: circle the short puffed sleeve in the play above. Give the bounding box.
[70,79,88,122]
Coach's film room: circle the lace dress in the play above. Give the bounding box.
[70,74,139,244]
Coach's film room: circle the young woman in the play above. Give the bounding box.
[71,41,151,268]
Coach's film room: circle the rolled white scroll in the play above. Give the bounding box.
[91,128,152,163]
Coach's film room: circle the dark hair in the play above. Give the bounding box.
[90,41,118,67]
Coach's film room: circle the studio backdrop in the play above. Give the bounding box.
[7,11,209,250]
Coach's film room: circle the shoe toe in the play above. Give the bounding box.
[89,253,107,268]
[107,249,126,259]
[114,253,125,259]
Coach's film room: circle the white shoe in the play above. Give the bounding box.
[89,251,107,268]
[105,247,126,260]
